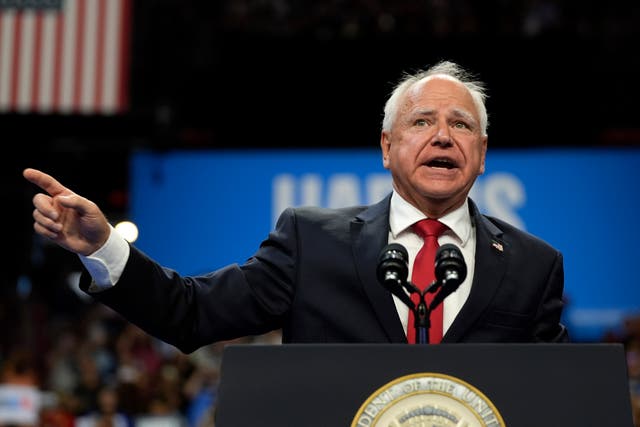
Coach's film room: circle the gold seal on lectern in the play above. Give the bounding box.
[351,373,505,427]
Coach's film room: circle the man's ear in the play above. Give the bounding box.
[479,135,488,175]
[381,131,391,170]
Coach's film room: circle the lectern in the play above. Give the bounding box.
[215,343,633,426]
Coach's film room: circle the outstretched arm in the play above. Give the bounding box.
[23,168,111,256]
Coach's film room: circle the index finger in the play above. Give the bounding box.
[23,168,69,197]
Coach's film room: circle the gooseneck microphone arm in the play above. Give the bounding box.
[377,242,467,344]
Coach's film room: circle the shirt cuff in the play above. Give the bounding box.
[79,225,131,292]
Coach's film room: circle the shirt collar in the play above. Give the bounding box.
[389,190,472,246]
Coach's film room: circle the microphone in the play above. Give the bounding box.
[377,243,414,307]
[431,243,467,308]
[435,243,467,286]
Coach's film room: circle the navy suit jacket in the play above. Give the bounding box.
[82,194,568,353]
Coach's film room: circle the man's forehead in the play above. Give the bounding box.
[403,75,477,115]
[410,74,468,97]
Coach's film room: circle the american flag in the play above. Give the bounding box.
[0,0,132,115]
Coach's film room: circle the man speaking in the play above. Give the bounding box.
[23,60,568,351]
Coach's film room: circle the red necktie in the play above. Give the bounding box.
[407,219,448,344]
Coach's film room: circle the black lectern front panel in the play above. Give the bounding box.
[215,343,633,426]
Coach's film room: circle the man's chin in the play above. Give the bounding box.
[418,186,465,201]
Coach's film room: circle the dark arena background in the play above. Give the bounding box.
[3,1,640,426]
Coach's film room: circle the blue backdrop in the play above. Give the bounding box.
[129,148,640,342]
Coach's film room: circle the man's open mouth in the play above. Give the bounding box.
[426,157,458,169]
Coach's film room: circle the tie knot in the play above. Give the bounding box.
[413,218,448,238]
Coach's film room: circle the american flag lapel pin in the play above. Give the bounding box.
[491,240,504,252]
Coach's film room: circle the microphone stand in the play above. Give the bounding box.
[415,292,430,344]
[404,280,442,344]
[379,242,466,345]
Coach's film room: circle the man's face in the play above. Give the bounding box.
[381,76,487,216]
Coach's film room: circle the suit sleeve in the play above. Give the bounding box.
[533,250,569,342]
[79,208,300,353]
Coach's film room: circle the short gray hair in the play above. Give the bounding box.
[382,60,489,136]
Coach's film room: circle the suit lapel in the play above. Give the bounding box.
[351,194,407,343]
[443,199,508,342]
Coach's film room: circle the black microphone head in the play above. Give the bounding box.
[435,243,467,286]
[377,243,419,309]
[376,243,409,288]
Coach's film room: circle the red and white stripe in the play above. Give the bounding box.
[0,0,131,115]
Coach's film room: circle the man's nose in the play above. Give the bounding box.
[432,123,452,146]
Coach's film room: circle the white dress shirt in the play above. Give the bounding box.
[388,191,476,337]
[80,224,129,291]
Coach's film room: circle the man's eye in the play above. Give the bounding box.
[453,121,469,129]
[414,119,428,126]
